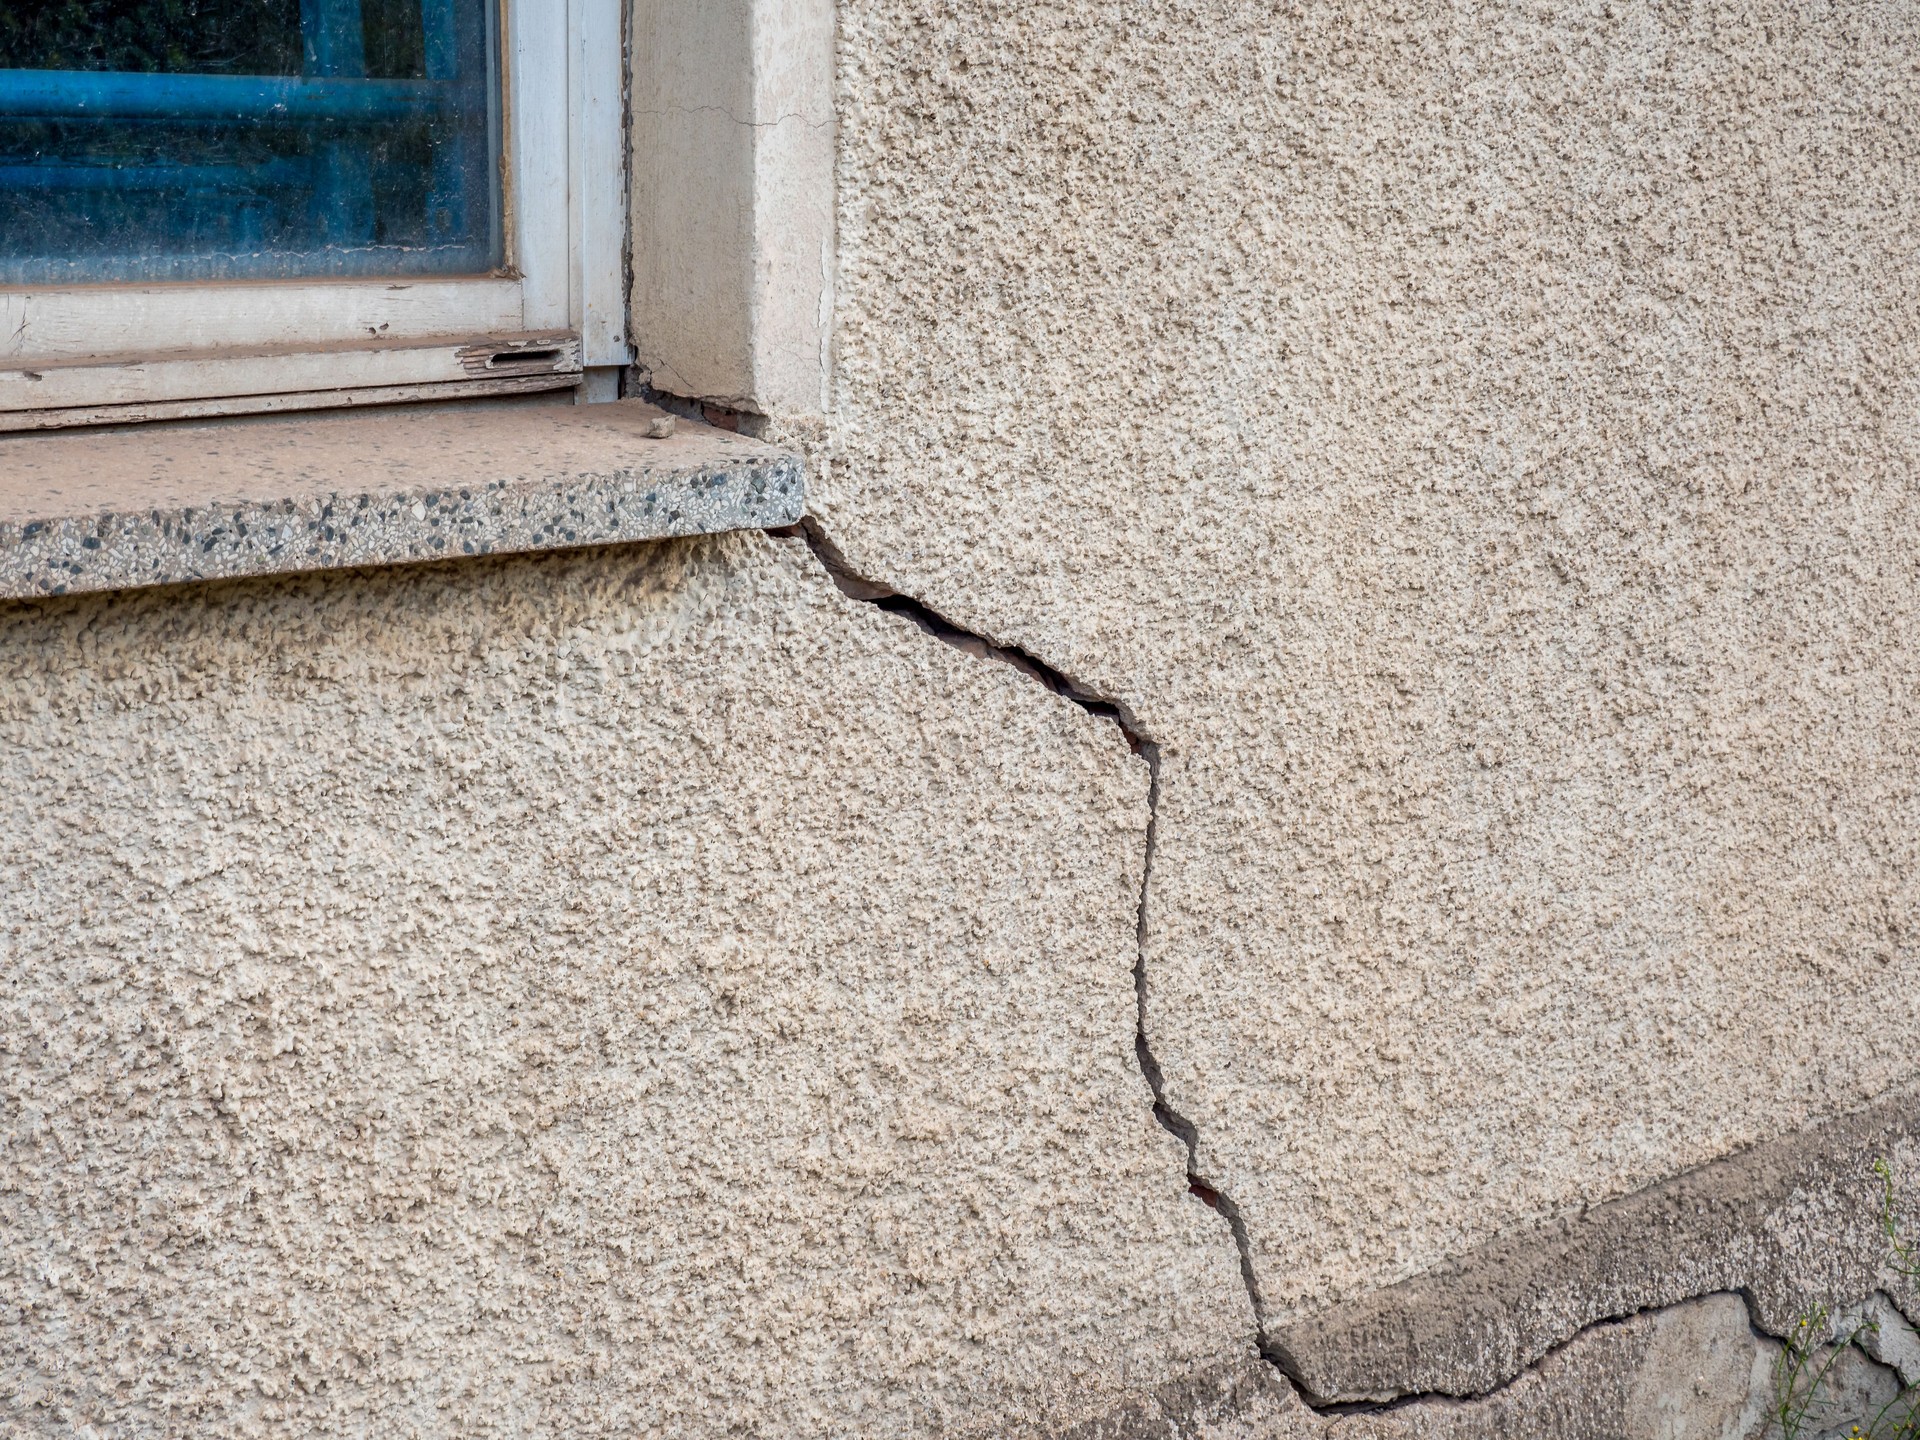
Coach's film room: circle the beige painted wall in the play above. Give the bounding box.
[813,0,1920,1327]
[0,539,1248,1435]
[6,0,1920,1433]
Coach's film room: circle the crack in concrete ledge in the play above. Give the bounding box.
[1310,1288,1919,1426]
[1298,1308,1654,1420]
[772,516,1269,1339]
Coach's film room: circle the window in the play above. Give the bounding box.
[0,0,630,430]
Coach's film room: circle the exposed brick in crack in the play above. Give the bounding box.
[771,514,1268,1341]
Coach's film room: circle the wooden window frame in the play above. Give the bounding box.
[0,0,631,432]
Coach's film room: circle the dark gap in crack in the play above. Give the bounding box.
[1885,1290,1920,1335]
[770,514,1269,1342]
[1293,1308,1656,1418]
[771,517,1147,749]
[1734,1284,1778,1347]
[767,516,1760,1421]
[637,385,773,440]
[1283,1291,1819,1418]
[1126,735,1269,1334]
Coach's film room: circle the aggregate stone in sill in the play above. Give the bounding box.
[0,399,805,600]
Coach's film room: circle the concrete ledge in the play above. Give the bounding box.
[1051,1357,1311,1440]
[1267,1087,1920,1405]
[0,399,803,599]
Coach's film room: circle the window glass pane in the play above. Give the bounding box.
[0,0,500,286]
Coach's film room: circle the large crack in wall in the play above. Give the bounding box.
[764,519,1738,1437]
[770,514,1920,1437]
[773,517,1268,1335]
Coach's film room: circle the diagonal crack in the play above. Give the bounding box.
[767,517,1856,1428]
[771,515,1269,1341]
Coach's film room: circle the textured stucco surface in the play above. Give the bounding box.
[0,535,1251,1435]
[814,0,1920,1332]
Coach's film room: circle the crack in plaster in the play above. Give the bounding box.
[765,514,1917,1429]
[1325,1288,1916,1425]
[633,104,830,130]
[772,515,1267,1340]
[768,513,1638,1421]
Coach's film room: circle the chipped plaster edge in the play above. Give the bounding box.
[1266,1084,1920,1405]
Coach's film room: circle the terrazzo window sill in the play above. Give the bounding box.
[0,398,804,601]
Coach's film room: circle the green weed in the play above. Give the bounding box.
[1770,1158,1920,1440]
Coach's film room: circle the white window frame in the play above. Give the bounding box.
[0,0,631,432]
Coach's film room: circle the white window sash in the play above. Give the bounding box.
[0,0,630,429]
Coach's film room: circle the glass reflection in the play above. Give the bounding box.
[0,0,500,286]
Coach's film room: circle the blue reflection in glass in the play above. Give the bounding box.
[0,0,500,286]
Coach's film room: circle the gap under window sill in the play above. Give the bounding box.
[0,396,804,601]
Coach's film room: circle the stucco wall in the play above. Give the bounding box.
[6,0,1920,1433]
[814,0,1920,1328]
[0,537,1249,1435]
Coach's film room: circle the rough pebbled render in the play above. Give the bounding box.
[814,0,1920,1352]
[0,534,1252,1435]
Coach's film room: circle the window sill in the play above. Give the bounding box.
[0,399,804,600]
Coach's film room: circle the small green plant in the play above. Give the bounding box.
[1771,1301,1880,1440]
[1879,1157,1920,1289]
[1770,1158,1920,1440]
